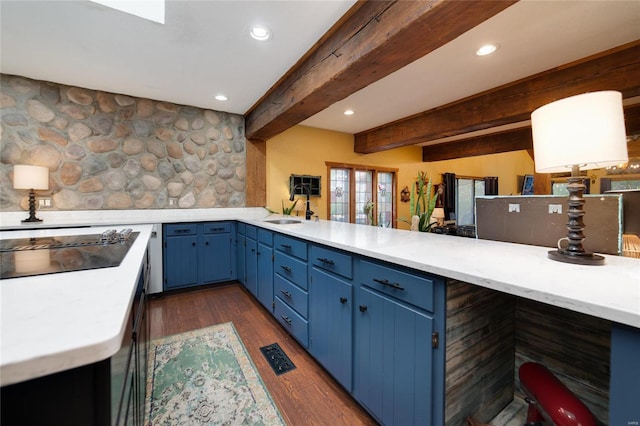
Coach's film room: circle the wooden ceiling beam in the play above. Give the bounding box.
[244,0,517,142]
[356,41,640,154]
[422,127,532,162]
[421,103,640,162]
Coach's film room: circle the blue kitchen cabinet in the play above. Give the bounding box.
[309,244,353,391]
[163,223,199,289]
[354,259,444,426]
[609,323,640,424]
[201,222,234,284]
[309,265,353,390]
[245,225,258,297]
[236,223,246,285]
[257,229,274,312]
[274,234,309,347]
[163,222,235,290]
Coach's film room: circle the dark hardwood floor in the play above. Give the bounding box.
[148,283,377,425]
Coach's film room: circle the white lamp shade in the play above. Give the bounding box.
[431,207,445,219]
[13,165,49,190]
[531,91,628,173]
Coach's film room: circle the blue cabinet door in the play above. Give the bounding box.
[257,242,274,312]
[610,323,640,423]
[245,237,258,297]
[309,267,353,391]
[163,235,198,289]
[201,233,232,283]
[236,233,246,285]
[354,286,433,426]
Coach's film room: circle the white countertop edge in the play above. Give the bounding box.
[0,224,153,386]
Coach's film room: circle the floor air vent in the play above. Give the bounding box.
[260,343,296,376]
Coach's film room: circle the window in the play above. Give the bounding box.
[329,168,350,222]
[456,177,485,226]
[610,179,640,190]
[326,162,397,227]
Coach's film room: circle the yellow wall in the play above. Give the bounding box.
[266,125,534,228]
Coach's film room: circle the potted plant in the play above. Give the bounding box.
[282,199,299,216]
[400,171,438,232]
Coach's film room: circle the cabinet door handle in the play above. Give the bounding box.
[280,265,292,273]
[359,305,368,313]
[340,297,348,304]
[251,248,256,253]
[205,241,209,246]
[192,242,196,247]
[373,278,405,291]
[281,244,292,249]
[280,315,292,326]
[281,290,292,299]
[317,257,335,265]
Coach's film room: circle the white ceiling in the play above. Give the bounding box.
[1,0,639,139]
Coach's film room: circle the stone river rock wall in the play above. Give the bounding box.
[0,74,246,211]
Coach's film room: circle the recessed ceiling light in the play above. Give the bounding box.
[250,26,271,41]
[476,43,499,56]
[215,94,228,101]
[344,109,354,116]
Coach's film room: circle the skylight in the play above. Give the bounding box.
[91,0,165,24]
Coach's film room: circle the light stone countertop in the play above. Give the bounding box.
[1,207,638,386]
[0,224,154,386]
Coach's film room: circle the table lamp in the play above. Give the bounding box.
[531,91,628,265]
[13,164,49,223]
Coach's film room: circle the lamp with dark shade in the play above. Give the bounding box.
[13,165,49,223]
[531,91,628,265]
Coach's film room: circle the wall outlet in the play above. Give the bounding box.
[548,204,563,214]
[38,197,52,209]
[508,203,520,213]
[169,198,177,207]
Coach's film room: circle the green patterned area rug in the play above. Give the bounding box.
[145,322,286,425]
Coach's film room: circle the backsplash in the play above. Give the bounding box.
[0,74,246,211]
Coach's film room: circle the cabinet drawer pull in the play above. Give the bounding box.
[281,290,292,299]
[281,244,292,249]
[176,229,190,234]
[192,242,196,247]
[340,297,348,304]
[359,305,367,313]
[280,315,292,326]
[317,257,335,265]
[205,242,209,246]
[210,227,225,232]
[280,265,292,273]
[373,278,405,291]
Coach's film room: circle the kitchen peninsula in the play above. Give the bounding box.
[1,207,638,424]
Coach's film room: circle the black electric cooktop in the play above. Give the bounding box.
[0,229,138,279]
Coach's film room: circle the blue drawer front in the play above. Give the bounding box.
[360,260,434,312]
[258,229,273,246]
[245,225,257,240]
[275,251,308,290]
[275,298,309,348]
[311,245,353,279]
[203,222,231,234]
[274,274,308,318]
[164,223,197,236]
[274,234,307,261]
